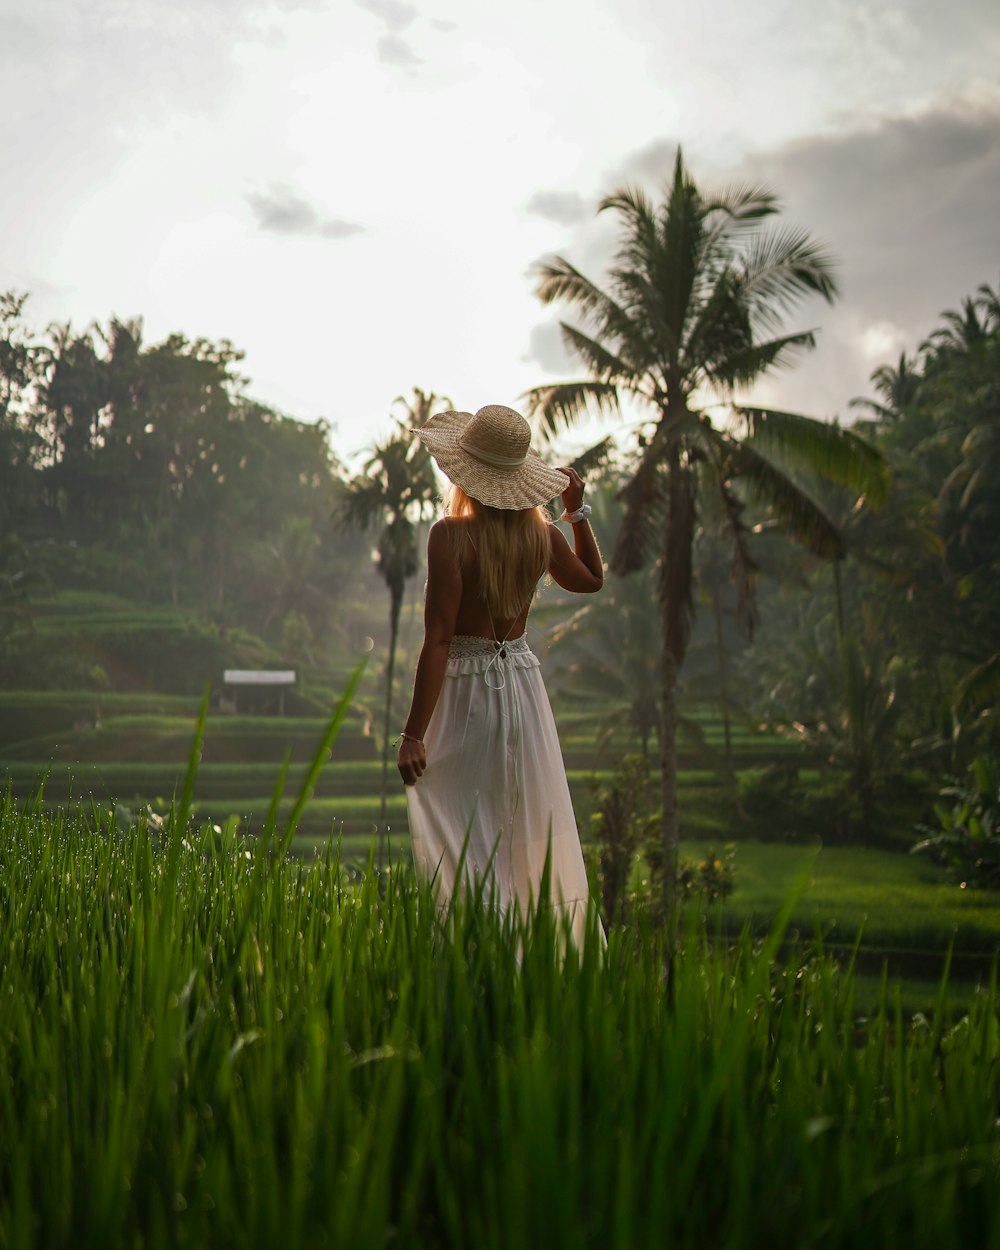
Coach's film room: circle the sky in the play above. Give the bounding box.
[1,0,998,462]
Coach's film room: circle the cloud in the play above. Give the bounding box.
[356,0,417,32]
[524,93,1000,418]
[376,33,423,67]
[356,0,422,65]
[246,187,366,240]
[731,90,1000,415]
[741,94,1000,301]
[525,190,591,227]
[522,320,575,375]
[612,137,684,189]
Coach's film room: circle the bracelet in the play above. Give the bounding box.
[560,503,592,524]
[399,731,423,744]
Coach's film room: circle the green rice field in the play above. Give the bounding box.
[1,788,998,1249]
[2,668,999,1246]
[2,670,997,979]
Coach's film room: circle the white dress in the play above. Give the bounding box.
[405,632,595,946]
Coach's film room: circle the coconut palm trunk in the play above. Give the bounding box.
[381,578,405,827]
[659,634,682,944]
[657,446,696,935]
[341,388,450,851]
[711,583,734,775]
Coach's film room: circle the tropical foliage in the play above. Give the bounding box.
[748,278,1000,806]
[525,149,889,937]
[912,754,1000,890]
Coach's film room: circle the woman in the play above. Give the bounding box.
[397,404,604,944]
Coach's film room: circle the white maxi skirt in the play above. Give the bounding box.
[405,634,595,946]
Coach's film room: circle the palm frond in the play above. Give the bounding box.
[521,381,621,437]
[727,441,845,560]
[737,226,839,328]
[339,477,385,529]
[606,267,678,367]
[565,435,617,476]
[959,465,989,514]
[605,188,673,349]
[975,279,1000,329]
[711,330,818,390]
[599,183,655,226]
[953,652,1000,715]
[703,183,780,227]
[680,272,749,391]
[600,184,660,278]
[737,407,891,509]
[544,599,595,648]
[847,397,899,422]
[558,323,643,384]
[849,353,922,420]
[657,162,704,353]
[534,258,636,346]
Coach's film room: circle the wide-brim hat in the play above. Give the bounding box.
[415,404,568,510]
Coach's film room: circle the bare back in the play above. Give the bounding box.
[447,517,537,641]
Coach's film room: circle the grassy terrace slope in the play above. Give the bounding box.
[0,687,798,842]
[0,589,804,843]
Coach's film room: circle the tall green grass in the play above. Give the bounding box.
[1,688,998,1248]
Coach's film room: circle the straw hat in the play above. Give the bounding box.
[415,405,569,510]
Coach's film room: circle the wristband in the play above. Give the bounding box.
[560,503,592,524]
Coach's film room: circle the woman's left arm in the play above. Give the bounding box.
[397,520,462,786]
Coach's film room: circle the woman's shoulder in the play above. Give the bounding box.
[427,517,472,571]
[428,516,470,544]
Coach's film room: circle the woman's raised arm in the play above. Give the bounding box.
[547,465,604,593]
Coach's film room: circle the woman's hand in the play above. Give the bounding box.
[397,735,427,786]
[558,465,585,514]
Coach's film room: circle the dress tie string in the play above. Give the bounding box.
[483,639,511,690]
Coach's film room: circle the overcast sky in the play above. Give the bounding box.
[2,0,998,460]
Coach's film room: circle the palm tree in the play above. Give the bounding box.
[922,295,991,358]
[524,149,888,945]
[849,352,923,425]
[341,389,449,825]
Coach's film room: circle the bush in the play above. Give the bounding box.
[736,765,805,841]
[588,754,658,926]
[737,764,920,846]
[677,845,736,902]
[588,754,740,928]
[912,755,1000,889]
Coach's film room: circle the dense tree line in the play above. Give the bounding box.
[541,273,999,869]
[746,281,1000,778]
[0,292,372,684]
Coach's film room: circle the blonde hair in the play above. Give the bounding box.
[446,485,551,621]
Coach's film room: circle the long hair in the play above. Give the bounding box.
[445,485,551,620]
